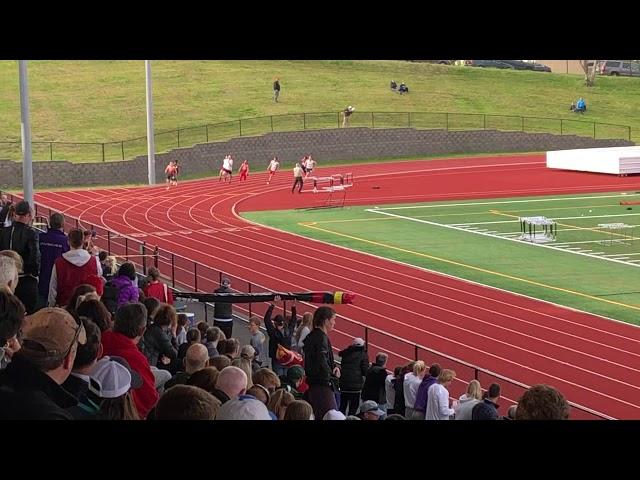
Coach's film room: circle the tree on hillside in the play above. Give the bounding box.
[580,60,598,87]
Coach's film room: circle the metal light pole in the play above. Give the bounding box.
[145,60,156,185]
[18,60,34,206]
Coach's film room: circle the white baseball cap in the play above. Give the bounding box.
[323,409,347,420]
[90,357,133,399]
[216,397,272,420]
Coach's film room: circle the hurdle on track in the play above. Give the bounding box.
[306,173,354,208]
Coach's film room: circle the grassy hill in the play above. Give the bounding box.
[0,60,638,153]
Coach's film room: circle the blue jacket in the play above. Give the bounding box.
[471,398,500,420]
[38,228,69,296]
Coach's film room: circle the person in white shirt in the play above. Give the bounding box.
[403,360,426,419]
[385,367,401,414]
[304,155,316,178]
[293,312,312,354]
[219,154,234,182]
[454,379,483,420]
[425,369,457,420]
[267,156,280,185]
[247,317,267,366]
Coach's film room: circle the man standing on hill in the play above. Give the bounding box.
[273,78,281,102]
[342,106,355,127]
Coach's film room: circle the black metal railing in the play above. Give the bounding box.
[0,111,633,163]
[1,190,614,420]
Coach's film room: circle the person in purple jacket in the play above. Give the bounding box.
[106,262,139,309]
[37,213,70,309]
[411,363,441,420]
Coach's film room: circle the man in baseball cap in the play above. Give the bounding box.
[0,307,86,419]
[358,400,385,420]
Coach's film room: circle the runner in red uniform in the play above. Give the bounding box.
[165,161,178,189]
[238,159,249,181]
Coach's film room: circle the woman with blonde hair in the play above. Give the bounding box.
[283,399,314,420]
[293,312,313,353]
[252,367,281,394]
[454,379,483,420]
[403,360,426,419]
[232,356,254,389]
[104,256,117,277]
[0,250,23,274]
[267,389,294,420]
[425,369,457,420]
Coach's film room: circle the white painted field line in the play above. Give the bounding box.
[377,193,640,211]
[365,208,640,269]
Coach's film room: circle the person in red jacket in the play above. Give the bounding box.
[100,303,159,419]
[143,267,173,305]
[48,228,102,307]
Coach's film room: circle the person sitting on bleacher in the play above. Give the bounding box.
[398,82,409,95]
[143,267,174,305]
[390,80,397,91]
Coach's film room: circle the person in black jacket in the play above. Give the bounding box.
[302,306,340,420]
[0,194,12,226]
[0,307,86,420]
[338,337,369,416]
[0,200,40,314]
[213,277,233,339]
[472,383,501,420]
[361,352,389,409]
[141,304,178,373]
[393,362,415,417]
[263,298,297,376]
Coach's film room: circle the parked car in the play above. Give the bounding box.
[498,60,535,70]
[467,60,514,69]
[530,62,551,72]
[408,60,454,65]
[598,60,640,77]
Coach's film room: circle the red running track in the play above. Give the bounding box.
[35,155,640,419]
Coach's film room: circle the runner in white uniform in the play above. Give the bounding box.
[267,157,280,185]
[219,154,234,182]
[304,156,316,178]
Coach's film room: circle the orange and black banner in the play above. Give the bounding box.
[174,291,355,304]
